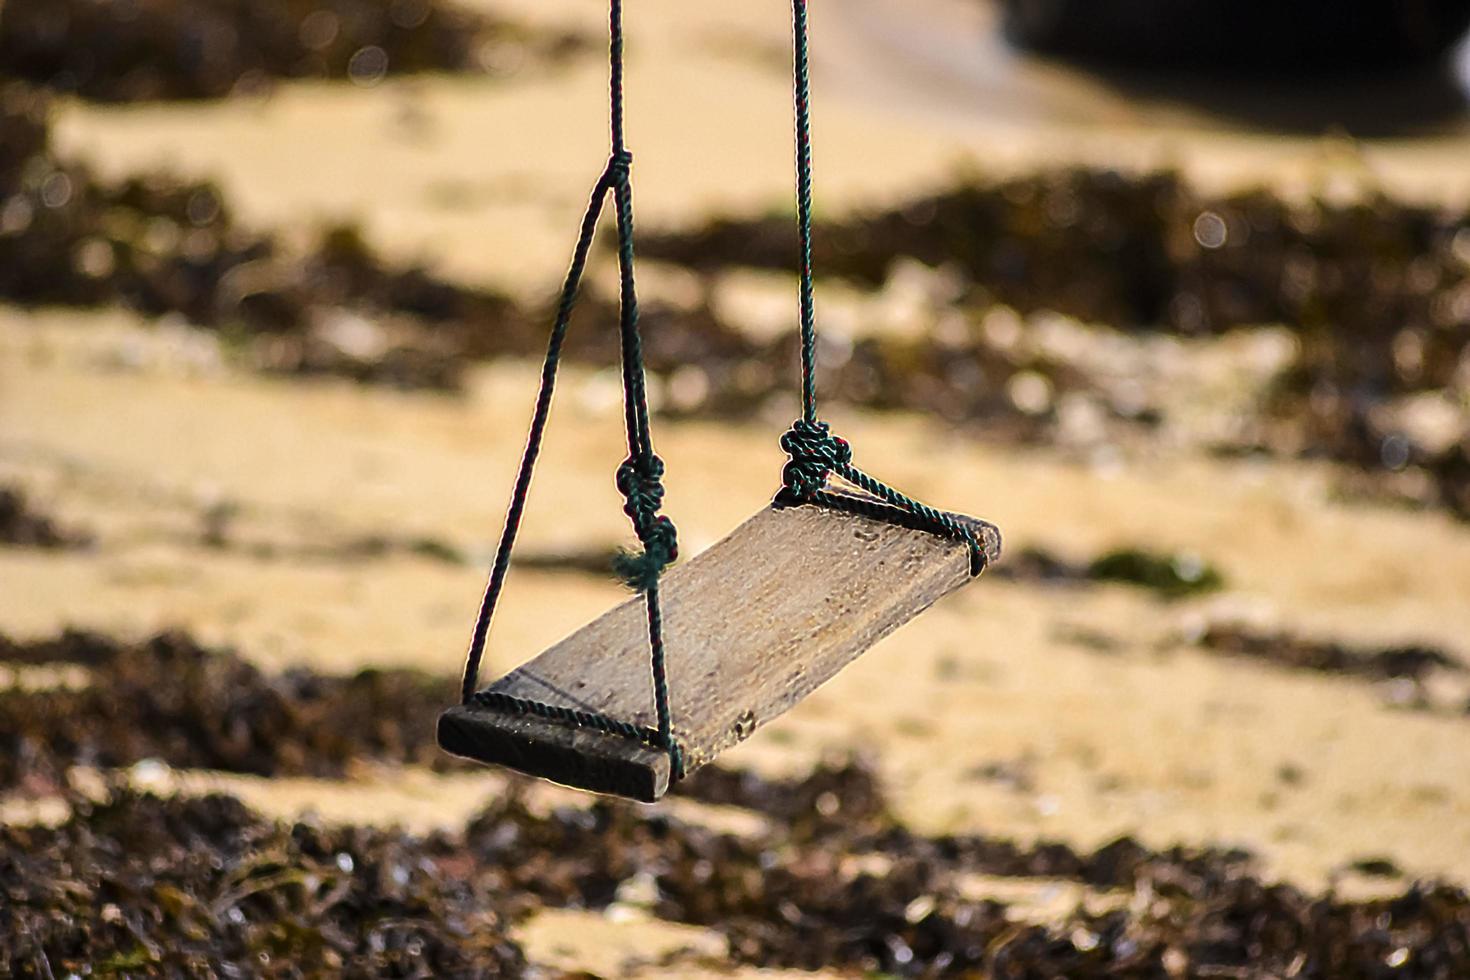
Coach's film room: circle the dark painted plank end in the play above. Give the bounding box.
[438,704,671,802]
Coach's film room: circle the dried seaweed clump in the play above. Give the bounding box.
[642,169,1470,517]
[0,485,93,549]
[3,759,1470,977]
[985,543,1228,600]
[0,0,586,102]
[0,791,524,977]
[639,170,1186,325]
[1200,622,1464,682]
[0,82,529,389]
[466,763,1470,978]
[0,87,1130,423]
[0,630,458,793]
[1087,547,1225,599]
[641,168,1468,369]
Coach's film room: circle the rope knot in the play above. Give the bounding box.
[614,453,678,592]
[780,418,850,500]
[616,453,665,516]
[604,149,633,187]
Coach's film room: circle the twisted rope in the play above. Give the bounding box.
[458,0,983,795]
[459,0,683,776]
[776,421,986,575]
[778,1,985,576]
[793,0,818,425]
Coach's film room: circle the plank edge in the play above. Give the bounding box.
[444,501,1002,800]
[438,704,671,802]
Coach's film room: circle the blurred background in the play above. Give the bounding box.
[3,0,1470,976]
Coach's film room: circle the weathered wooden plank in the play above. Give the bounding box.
[438,499,1001,801]
[438,707,669,802]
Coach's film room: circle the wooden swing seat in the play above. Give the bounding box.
[438,498,1000,802]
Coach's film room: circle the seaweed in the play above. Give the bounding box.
[1199,623,1464,682]
[0,0,588,103]
[0,630,459,793]
[473,764,1470,978]
[1,792,525,977]
[0,485,93,550]
[5,78,1467,512]
[0,83,525,390]
[1087,548,1226,599]
[641,168,1470,518]
[990,544,1227,599]
[4,753,1470,977]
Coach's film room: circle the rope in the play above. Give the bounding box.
[459,0,684,778]
[458,0,983,791]
[778,0,987,576]
[793,0,818,425]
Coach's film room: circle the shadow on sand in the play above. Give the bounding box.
[1047,54,1470,138]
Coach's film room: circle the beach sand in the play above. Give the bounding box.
[5,0,1470,970]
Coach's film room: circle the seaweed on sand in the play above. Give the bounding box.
[0,0,588,102]
[470,764,1470,978]
[3,749,1469,976]
[0,485,93,550]
[0,82,526,390]
[641,168,1470,517]
[1,791,525,977]
[1199,623,1464,683]
[0,630,459,793]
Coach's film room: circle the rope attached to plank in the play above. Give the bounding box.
[459,0,983,784]
[459,0,683,779]
[776,0,987,576]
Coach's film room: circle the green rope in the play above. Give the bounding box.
[793,0,818,425]
[778,0,986,576]
[459,0,683,779]
[458,0,984,791]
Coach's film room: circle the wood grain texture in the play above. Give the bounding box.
[439,499,1001,801]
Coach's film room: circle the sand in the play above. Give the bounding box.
[48,0,1470,296]
[5,0,1470,970]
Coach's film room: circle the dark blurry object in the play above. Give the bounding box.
[0,83,526,390]
[0,486,93,550]
[1087,547,1224,599]
[9,768,1470,979]
[0,629,461,792]
[991,545,1231,598]
[1199,622,1463,682]
[1,792,526,977]
[0,0,583,102]
[642,169,1470,520]
[1001,0,1470,71]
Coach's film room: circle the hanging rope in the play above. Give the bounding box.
[459,0,682,779]
[777,0,987,576]
[458,0,984,787]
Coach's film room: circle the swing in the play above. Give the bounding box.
[437,0,1001,802]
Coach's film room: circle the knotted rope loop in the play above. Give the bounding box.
[774,1,986,581]
[616,451,665,513]
[602,149,633,190]
[780,418,851,500]
[458,0,685,784]
[614,453,680,592]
